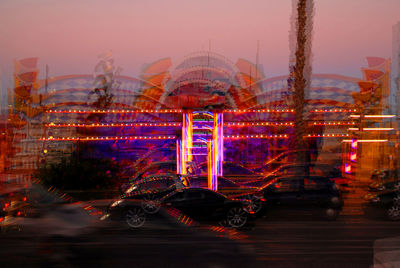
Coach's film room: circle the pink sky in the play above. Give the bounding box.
[0,0,399,89]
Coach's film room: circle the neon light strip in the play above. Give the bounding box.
[224,109,294,113]
[342,139,388,143]
[348,128,394,131]
[311,109,358,113]
[41,136,176,141]
[207,141,212,190]
[47,109,183,113]
[225,122,294,126]
[349,115,395,118]
[45,121,357,128]
[310,122,357,126]
[45,123,182,127]
[305,134,349,138]
[224,134,288,139]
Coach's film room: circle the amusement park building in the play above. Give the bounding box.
[3,52,379,181]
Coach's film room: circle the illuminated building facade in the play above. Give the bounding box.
[3,52,373,184]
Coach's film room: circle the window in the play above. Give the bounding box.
[275,178,301,192]
[304,177,329,190]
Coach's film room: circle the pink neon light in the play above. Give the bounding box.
[345,164,351,174]
[41,136,176,141]
[224,109,294,113]
[342,139,388,143]
[351,140,358,149]
[46,123,182,127]
[47,109,183,114]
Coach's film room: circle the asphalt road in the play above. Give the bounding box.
[2,186,400,267]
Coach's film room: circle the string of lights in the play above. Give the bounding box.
[45,121,356,128]
[41,136,176,141]
[311,109,358,113]
[224,109,294,113]
[47,109,183,114]
[45,122,182,127]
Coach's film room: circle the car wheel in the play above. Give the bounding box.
[125,207,146,228]
[141,194,160,214]
[226,207,248,228]
[387,206,400,221]
[393,196,400,206]
[394,182,400,192]
[244,195,264,214]
[324,208,338,220]
[329,196,341,208]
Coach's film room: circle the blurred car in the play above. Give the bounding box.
[120,174,189,214]
[0,181,103,236]
[363,190,400,221]
[0,184,28,221]
[188,176,265,214]
[369,180,400,192]
[108,187,254,228]
[119,161,179,192]
[195,161,263,184]
[262,163,349,187]
[368,169,399,192]
[253,149,341,174]
[259,175,343,220]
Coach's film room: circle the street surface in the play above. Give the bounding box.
[1,183,400,267]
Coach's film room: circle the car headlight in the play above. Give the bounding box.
[125,185,137,194]
[110,200,124,207]
[100,214,110,221]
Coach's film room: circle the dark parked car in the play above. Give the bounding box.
[259,175,343,220]
[120,174,188,213]
[363,190,400,220]
[187,176,265,214]
[262,163,349,186]
[368,169,399,192]
[109,187,253,228]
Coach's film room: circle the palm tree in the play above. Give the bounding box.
[293,0,313,164]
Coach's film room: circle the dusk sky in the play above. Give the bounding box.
[1,0,400,91]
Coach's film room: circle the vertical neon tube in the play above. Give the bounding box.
[182,113,188,175]
[211,114,219,191]
[187,113,193,163]
[182,113,193,175]
[207,140,213,190]
[177,139,182,174]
